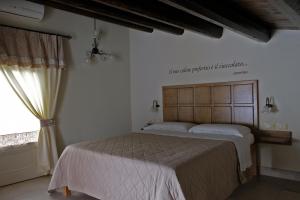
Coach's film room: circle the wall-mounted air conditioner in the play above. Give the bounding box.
[0,0,44,21]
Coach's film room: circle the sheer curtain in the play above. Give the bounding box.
[0,26,65,174]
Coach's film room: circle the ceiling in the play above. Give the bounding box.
[234,0,300,29]
[27,0,300,42]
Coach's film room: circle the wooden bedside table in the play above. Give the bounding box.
[256,130,292,145]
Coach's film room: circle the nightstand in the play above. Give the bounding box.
[256,130,292,145]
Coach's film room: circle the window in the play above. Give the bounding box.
[0,72,40,147]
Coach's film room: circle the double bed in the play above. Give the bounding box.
[49,80,258,200]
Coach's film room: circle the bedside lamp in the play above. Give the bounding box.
[152,100,160,112]
[262,97,277,113]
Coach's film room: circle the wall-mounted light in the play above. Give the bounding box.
[86,18,113,64]
[152,100,160,112]
[262,96,277,113]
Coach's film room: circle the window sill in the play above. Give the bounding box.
[0,130,39,149]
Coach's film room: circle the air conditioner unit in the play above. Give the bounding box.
[0,0,44,21]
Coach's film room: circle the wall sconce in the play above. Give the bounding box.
[262,96,277,113]
[152,100,160,112]
[86,18,113,64]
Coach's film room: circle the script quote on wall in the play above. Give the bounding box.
[168,60,248,76]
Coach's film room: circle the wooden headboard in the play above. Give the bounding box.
[162,80,258,129]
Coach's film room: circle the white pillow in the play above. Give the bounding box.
[143,122,196,133]
[188,124,251,137]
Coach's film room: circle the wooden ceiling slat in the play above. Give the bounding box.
[159,0,272,42]
[278,0,300,28]
[48,0,184,35]
[27,0,153,33]
[234,0,300,29]
[91,0,223,38]
[284,0,300,14]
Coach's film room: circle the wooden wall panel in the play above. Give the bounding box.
[212,107,232,123]
[178,88,194,105]
[212,85,231,104]
[195,86,211,105]
[163,107,178,121]
[194,107,212,123]
[164,88,178,106]
[233,84,253,104]
[162,80,258,129]
[178,106,194,122]
[234,107,254,125]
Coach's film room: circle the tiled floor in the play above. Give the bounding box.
[0,176,96,200]
[0,176,299,200]
[230,176,300,200]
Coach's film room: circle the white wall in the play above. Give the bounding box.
[0,8,132,149]
[130,29,300,173]
[0,7,131,185]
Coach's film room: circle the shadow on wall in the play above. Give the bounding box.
[55,39,73,154]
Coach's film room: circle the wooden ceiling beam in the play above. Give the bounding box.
[91,0,223,38]
[46,0,184,35]
[158,0,272,42]
[27,0,153,33]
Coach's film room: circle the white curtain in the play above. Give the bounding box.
[0,26,65,174]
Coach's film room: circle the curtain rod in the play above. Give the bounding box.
[0,24,72,39]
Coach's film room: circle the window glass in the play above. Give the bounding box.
[0,72,39,146]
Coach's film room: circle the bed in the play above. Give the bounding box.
[49,80,258,200]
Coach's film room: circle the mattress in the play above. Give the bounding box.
[49,133,239,200]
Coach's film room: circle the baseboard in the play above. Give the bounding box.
[260,166,300,182]
[0,164,43,186]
